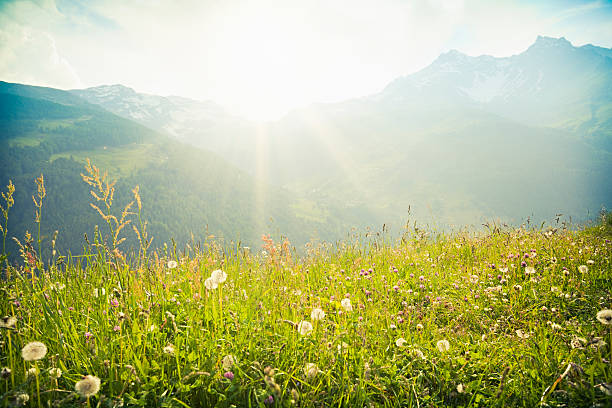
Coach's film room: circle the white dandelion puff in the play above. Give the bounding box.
[211,269,227,284]
[222,355,236,371]
[340,298,353,312]
[49,367,62,379]
[310,308,326,321]
[596,309,612,325]
[163,344,175,355]
[167,260,178,269]
[578,265,588,274]
[297,321,313,336]
[303,363,319,380]
[436,339,450,352]
[21,341,47,361]
[75,375,101,398]
[204,277,218,290]
[395,337,407,347]
[524,266,535,274]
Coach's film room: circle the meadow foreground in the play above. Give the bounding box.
[1,216,611,407]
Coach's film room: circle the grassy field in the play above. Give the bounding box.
[0,180,611,407]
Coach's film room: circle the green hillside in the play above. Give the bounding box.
[0,84,354,264]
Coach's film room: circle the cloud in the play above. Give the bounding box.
[0,11,82,89]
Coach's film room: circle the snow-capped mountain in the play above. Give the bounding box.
[378,36,612,134]
[71,84,241,140]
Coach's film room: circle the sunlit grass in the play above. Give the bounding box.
[0,176,611,407]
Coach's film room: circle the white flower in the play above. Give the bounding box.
[586,259,595,265]
[340,298,353,312]
[310,308,325,321]
[498,267,508,273]
[578,265,588,274]
[0,315,17,328]
[75,375,101,398]
[163,344,175,355]
[596,309,612,325]
[395,337,407,347]
[457,383,465,393]
[167,260,178,269]
[516,329,529,339]
[570,336,586,349]
[416,323,424,330]
[21,341,47,361]
[303,363,319,380]
[436,339,450,352]
[49,367,62,379]
[524,266,535,274]
[204,277,218,290]
[222,355,236,371]
[211,269,227,284]
[27,367,39,377]
[297,320,313,336]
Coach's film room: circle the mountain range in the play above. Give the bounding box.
[1,35,611,261]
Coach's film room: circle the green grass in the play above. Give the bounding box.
[49,143,164,178]
[0,195,611,407]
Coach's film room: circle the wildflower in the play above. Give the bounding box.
[14,392,29,406]
[516,329,529,339]
[410,347,425,359]
[436,339,450,352]
[49,367,62,379]
[110,298,119,307]
[222,355,236,370]
[395,337,407,347]
[223,371,234,380]
[578,265,588,274]
[21,341,47,361]
[586,260,595,265]
[595,382,612,396]
[457,383,465,393]
[303,363,319,380]
[0,315,17,329]
[113,325,121,332]
[163,344,175,355]
[341,298,353,312]
[416,323,424,330]
[204,277,218,290]
[550,323,562,330]
[570,336,586,349]
[297,320,313,336]
[211,269,227,284]
[513,285,522,292]
[596,309,612,325]
[310,308,325,321]
[167,260,178,269]
[84,332,94,340]
[1,367,10,379]
[75,375,101,398]
[264,395,274,405]
[524,266,535,274]
[27,367,39,377]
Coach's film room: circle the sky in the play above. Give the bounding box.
[1,0,611,120]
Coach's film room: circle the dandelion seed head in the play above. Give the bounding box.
[167,260,178,269]
[222,355,236,371]
[310,308,325,321]
[49,367,62,379]
[436,339,450,352]
[75,375,101,398]
[297,320,313,336]
[204,277,218,290]
[341,298,353,312]
[395,337,407,347]
[211,269,227,284]
[21,341,47,361]
[303,363,319,380]
[578,265,588,274]
[596,309,612,325]
[163,344,175,355]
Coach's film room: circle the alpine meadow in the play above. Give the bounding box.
[1,1,611,407]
